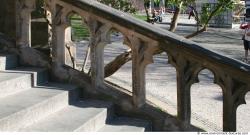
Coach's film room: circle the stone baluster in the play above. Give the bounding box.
[223,92,236,131]
[130,36,158,108]
[16,0,36,48]
[215,72,249,131]
[217,74,236,131]
[86,17,111,89]
[50,4,73,66]
[168,52,200,126]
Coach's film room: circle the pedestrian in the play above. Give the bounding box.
[240,21,250,62]
[188,6,195,19]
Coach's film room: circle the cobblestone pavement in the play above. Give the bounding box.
[75,15,250,132]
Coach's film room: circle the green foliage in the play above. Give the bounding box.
[200,3,210,25]
[166,0,195,7]
[70,15,90,41]
[199,0,234,26]
[97,0,137,13]
[154,0,160,7]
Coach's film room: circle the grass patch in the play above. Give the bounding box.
[70,16,90,41]
[132,14,148,21]
[70,14,147,40]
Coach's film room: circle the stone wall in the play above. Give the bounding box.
[0,0,16,39]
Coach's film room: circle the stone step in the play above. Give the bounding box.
[0,54,18,70]
[20,100,113,132]
[6,67,48,86]
[0,83,78,131]
[98,117,151,132]
[0,72,32,98]
[0,67,48,98]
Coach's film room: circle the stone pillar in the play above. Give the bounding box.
[132,39,147,108]
[53,24,67,65]
[87,19,111,90]
[91,41,105,89]
[167,52,200,127]
[50,3,75,67]
[16,0,36,48]
[223,93,236,131]
[216,74,238,131]
[176,65,192,125]
[131,36,158,108]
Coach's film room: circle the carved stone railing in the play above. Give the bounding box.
[16,0,250,132]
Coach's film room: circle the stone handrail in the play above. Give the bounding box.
[30,0,250,131]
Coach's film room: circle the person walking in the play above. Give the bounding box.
[240,21,250,62]
[188,5,195,19]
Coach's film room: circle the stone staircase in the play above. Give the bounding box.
[0,53,150,132]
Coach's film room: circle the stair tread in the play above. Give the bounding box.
[21,100,112,132]
[5,67,46,73]
[0,83,76,120]
[0,72,27,82]
[98,117,150,132]
[0,54,15,58]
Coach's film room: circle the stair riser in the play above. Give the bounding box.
[31,70,48,86]
[0,55,18,70]
[0,74,32,98]
[75,109,108,132]
[0,91,70,131]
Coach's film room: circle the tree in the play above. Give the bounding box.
[144,0,151,22]
[168,0,195,32]
[186,0,234,38]
[97,0,136,13]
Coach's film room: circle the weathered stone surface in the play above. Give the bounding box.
[19,47,50,68]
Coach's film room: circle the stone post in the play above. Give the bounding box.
[50,4,75,67]
[176,66,192,125]
[131,36,158,108]
[223,93,236,131]
[87,19,111,90]
[16,0,36,48]
[167,53,200,127]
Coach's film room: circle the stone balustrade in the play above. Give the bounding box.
[16,0,250,131]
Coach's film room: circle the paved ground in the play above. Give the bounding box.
[75,14,250,132]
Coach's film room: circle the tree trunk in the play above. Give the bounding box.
[145,8,150,22]
[104,48,163,78]
[104,50,132,78]
[185,4,223,39]
[144,1,151,22]
[169,2,183,32]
